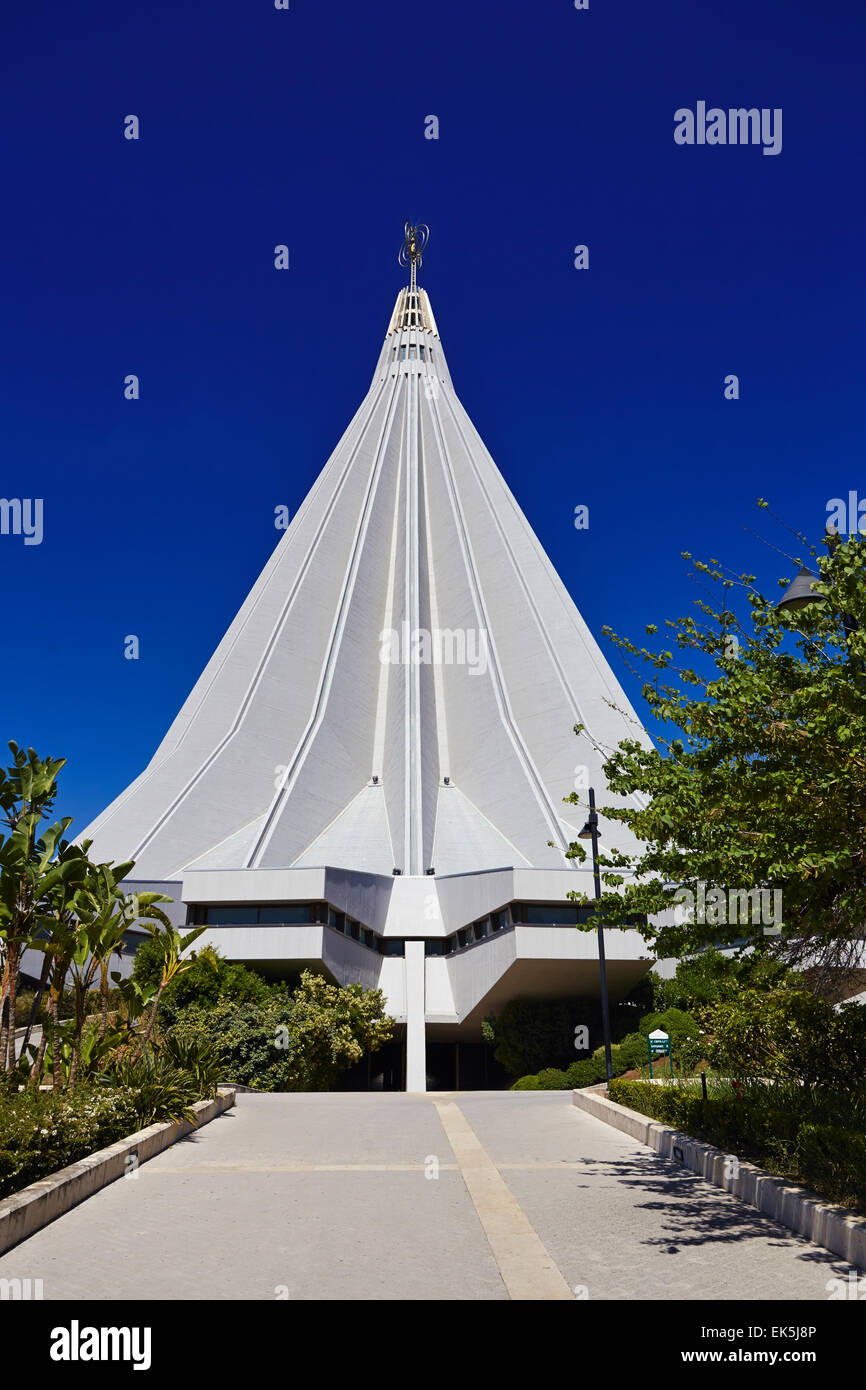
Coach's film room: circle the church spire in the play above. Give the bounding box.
[80,237,652,883]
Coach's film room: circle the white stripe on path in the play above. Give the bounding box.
[432,1098,574,1301]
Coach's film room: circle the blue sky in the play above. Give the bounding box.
[1,0,864,830]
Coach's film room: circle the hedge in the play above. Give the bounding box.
[512,1057,608,1090]
[510,1020,701,1090]
[609,1078,866,1212]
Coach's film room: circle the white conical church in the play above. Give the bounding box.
[82,227,653,1089]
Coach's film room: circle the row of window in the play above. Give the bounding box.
[393,344,433,362]
[189,903,323,927]
[190,901,395,954]
[189,901,644,956]
[426,907,512,955]
[327,907,402,954]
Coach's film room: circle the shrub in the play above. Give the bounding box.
[511,1068,569,1090]
[15,984,126,1028]
[565,1057,607,1088]
[0,1088,142,1198]
[168,997,298,1091]
[708,992,866,1097]
[612,1032,647,1072]
[677,1035,708,1074]
[535,1068,570,1089]
[511,1037,650,1091]
[608,1078,866,1214]
[98,1055,201,1126]
[486,988,663,1080]
[638,1008,699,1048]
[487,998,594,1077]
[818,1002,866,1097]
[511,1058,608,1090]
[798,1124,866,1209]
[609,1078,670,1119]
[134,941,273,1024]
[167,971,394,1091]
[158,1033,223,1098]
[705,987,832,1082]
[654,950,793,1013]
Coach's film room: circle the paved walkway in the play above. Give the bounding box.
[0,1092,854,1300]
[13,1024,43,1060]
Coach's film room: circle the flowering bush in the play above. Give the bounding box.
[0,1088,142,1198]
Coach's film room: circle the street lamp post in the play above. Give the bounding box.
[579,786,614,1084]
[776,528,861,671]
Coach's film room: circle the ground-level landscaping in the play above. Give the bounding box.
[0,1087,144,1199]
[608,1076,866,1213]
[0,744,396,1200]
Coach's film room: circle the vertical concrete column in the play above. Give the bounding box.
[404,940,427,1092]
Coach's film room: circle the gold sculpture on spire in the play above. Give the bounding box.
[398,222,429,293]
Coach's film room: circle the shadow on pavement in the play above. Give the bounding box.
[572,1150,856,1275]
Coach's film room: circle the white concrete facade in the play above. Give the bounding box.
[80,272,656,1088]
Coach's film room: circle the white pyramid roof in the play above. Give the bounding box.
[82,283,652,880]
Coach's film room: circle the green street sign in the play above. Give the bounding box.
[647,1029,673,1078]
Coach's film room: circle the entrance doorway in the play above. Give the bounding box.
[424,1041,509,1090]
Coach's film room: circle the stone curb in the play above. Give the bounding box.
[0,1086,236,1257]
[573,1086,866,1270]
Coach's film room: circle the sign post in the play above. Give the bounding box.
[648,1028,672,1079]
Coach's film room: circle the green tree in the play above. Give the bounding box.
[483,998,588,1078]
[132,922,207,1058]
[0,745,87,1078]
[282,971,394,1090]
[705,986,836,1084]
[168,970,394,1091]
[654,949,793,1013]
[564,524,866,983]
[63,867,172,1088]
[24,851,172,1091]
[132,940,273,1020]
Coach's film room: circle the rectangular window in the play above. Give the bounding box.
[523,904,580,926]
[258,905,310,925]
[203,906,259,926]
[201,903,320,926]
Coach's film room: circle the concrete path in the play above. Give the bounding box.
[0,1092,854,1300]
[13,1024,43,1060]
